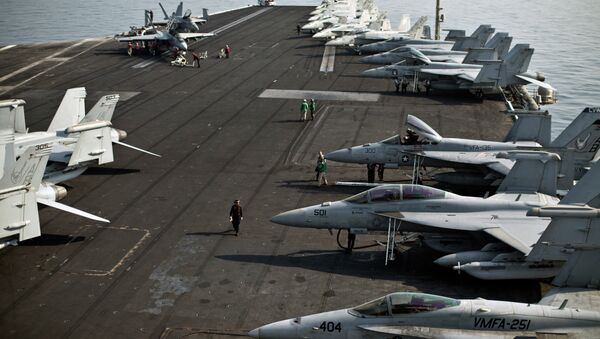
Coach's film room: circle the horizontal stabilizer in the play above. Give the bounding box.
[37,198,109,223]
[515,74,555,90]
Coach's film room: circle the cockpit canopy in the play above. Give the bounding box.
[350,293,460,317]
[344,185,446,204]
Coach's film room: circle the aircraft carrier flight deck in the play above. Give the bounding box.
[0,6,541,338]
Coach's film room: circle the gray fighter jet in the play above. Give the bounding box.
[325,108,600,187]
[361,44,553,93]
[5,88,159,223]
[360,32,512,65]
[271,152,600,280]
[116,3,214,53]
[324,16,429,47]
[253,198,600,338]
[150,2,209,32]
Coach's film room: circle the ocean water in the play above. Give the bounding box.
[0,0,598,135]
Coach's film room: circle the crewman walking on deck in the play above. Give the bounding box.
[316,152,329,186]
[300,99,309,121]
[296,24,301,35]
[192,52,200,68]
[225,44,232,58]
[367,163,376,183]
[377,163,385,181]
[229,199,243,236]
[309,98,317,120]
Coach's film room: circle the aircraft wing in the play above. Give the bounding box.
[409,150,514,174]
[117,34,165,42]
[381,210,549,254]
[177,32,215,40]
[539,287,600,310]
[420,68,477,82]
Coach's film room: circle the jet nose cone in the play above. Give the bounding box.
[325,148,352,163]
[248,328,259,338]
[249,320,298,339]
[326,39,343,46]
[359,54,377,63]
[361,66,389,78]
[270,209,305,227]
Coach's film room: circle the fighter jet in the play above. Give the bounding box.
[325,108,600,187]
[312,11,390,40]
[362,44,553,93]
[357,24,495,54]
[325,16,429,48]
[116,3,214,53]
[5,88,159,222]
[149,2,209,32]
[360,32,512,65]
[255,198,600,339]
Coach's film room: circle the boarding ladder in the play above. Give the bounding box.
[413,71,420,92]
[411,154,424,184]
[385,218,399,265]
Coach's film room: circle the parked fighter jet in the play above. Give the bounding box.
[254,191,600,338]
[312,11,390,40]
[6,88,159,222]
[149,2,209,32]
[325,16,429,47]
[271,155,600,280]
[360,32,512,65]
[326,108,599,187]
[362,44,553,93]
[357,24,495,54]
[116,2,214,54]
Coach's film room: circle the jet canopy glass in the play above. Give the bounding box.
[344,185,446,204]
[350,293,460,317]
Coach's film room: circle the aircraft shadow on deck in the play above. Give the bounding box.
[217,245,541,303]
[186,230,237,236]
[19,233,86,246]
[83,167,141,176]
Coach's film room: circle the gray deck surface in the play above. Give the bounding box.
[0,6,541,339]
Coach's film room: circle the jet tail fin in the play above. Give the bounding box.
[80,94,120,123]
[0,145,52,243]
[503,110,551,146]
[202,8,209,20]
[550,108,600,177]
[159,2,169,19]
[175,1,183,17]
[443,29,466,41]
[462,48,498,64]
[451,24,494,51]
[559,153,600,207]
[47,87,87,132]
[474,44,533,88]
[483,32,512,59]
[526,204,600,288]
[496,151,559,195]
[405,16,427,39]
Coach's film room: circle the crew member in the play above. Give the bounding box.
[401,78,409,94]
[424,79,432,95]
[316,152,329,186]
[300,99,309,121]
[225,44,232,58]
[367,163,376,183]
[229,199,243,236]
[309,98,317,120]
[377,163,385,181]
[347,231,356,253]
[394,78,401,93]
[296,24,301,35]
[192,52,200,68]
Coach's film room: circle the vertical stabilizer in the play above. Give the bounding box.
[462,48,498,64]
[80,94,120,123]
[503,110,552,146]
[483,32,512,59]
[496,151,559,195]
[47,87,87,132]
[526,204,600,288]
[550,107,600,180]
[405,16,427,39]
[444,29,466,41]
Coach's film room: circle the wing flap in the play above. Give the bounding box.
[177,32,215,40]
